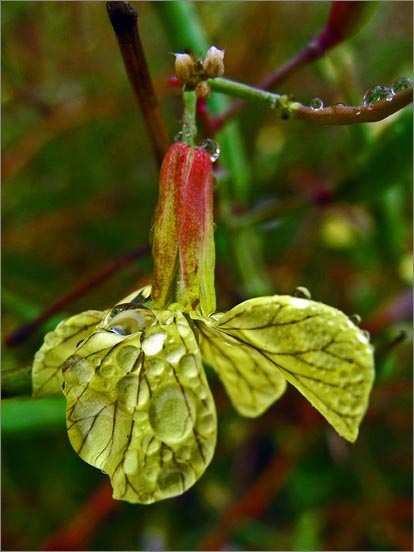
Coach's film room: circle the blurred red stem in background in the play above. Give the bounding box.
[197,449,298,550]
[4,244,150,347]
[363,289,413,336]
[212,1,373,130]
[41,481,117,551]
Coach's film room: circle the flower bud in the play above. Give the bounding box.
[203,46,224,78]
[152,142,216,316]
[174,53,194,83]
[195,80,211,100]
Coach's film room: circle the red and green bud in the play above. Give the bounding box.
[152,142,216,316]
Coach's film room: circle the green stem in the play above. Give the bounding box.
[182,89,197,146]
[153,2,273,297]
[2,365,33,397]
[210,78,282,110]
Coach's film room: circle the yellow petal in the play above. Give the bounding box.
[63,308,217,504]
[207,296,375,442]
[197,317,287,417]
[32,310,105,398]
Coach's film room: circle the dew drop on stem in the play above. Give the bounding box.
[363,85,393,106]
[391,77,413,94]
[310,97,324,110]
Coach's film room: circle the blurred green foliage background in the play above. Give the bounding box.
[2,2,412,550]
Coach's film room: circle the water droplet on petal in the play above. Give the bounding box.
[145,357,166,377]
[55,324,72,338]
[391,77,413,94]
[123,450,139,475]
[362,329,371,341]
[292,286,312,300]
[146,439,161,455]
[149,385,195,445]
[157,310,174,325]
[133,410,148,423]
[198,412,216,434]
[44,332,61,347]
[162,448,173,462]
[137,379,150,407]
[200,138,220,162]
[310,97,324,110]
[63,356,94,385]
[99,363,115,378]
[92,356,102,367]
[109,326,127,336]
[179,354,199,379]
[142,331,166,355]
[196,384,208,400]
[116,375,139,410]
[349,314,362,326]
[363,85,393,105]
[34,351,45,363]
[116,345,140,371]
[164,343,186,364]
[107,305,153,335]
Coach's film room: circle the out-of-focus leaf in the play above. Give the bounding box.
[336,109,413,202]
[2,396,66,435]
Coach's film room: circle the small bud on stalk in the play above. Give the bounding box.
[174,53,194,84]
[195,80,211,100]
[203,46,225,78]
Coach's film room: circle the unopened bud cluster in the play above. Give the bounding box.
[202,46,224,78]
[174,46,224,97]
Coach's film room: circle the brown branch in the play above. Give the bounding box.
[4,243,150,347]
[292,86,413,125]
[106,1,170,167]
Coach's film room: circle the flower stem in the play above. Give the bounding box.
[182,89,197,146]
[210,78,282,109]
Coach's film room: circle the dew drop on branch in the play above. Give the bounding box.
[391,77,413,94]
[310,98,324,110]
[363,85,393,106]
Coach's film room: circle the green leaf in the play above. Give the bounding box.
[62,307,217,504]
[32,310,106,398]
[203,295,375,442]
[198,315,287,417]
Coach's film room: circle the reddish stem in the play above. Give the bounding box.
[197,449,297,550]
[41,481,117,551]
[4,244,149,347]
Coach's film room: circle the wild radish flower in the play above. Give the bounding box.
[32,140,374,504]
